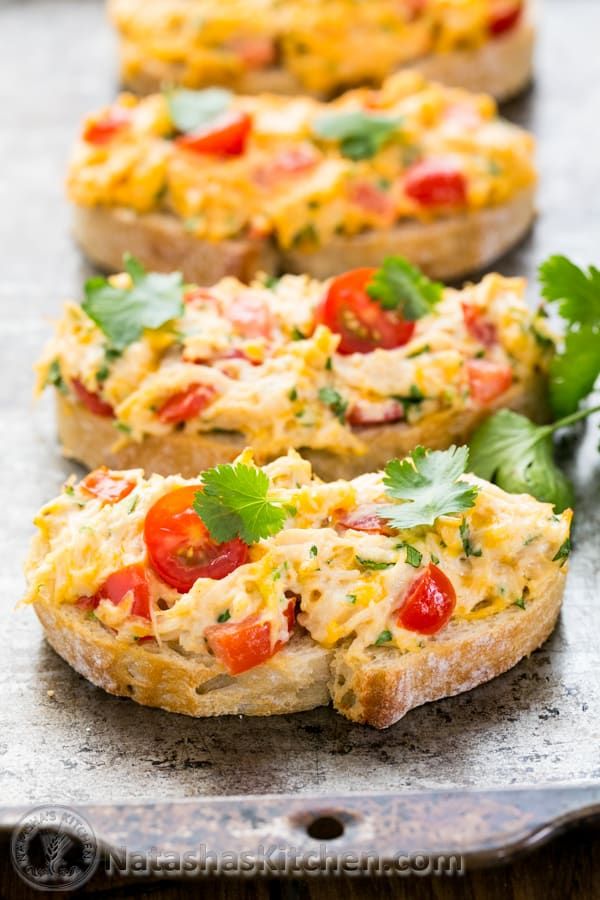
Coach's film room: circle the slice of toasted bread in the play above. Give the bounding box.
[54,364,548,481]
[72,185,534,287]
[33,567,563,728]
[117,17,534,104]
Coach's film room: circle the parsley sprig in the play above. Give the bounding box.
[377,446,478,530]
[539,255,600,417]
[166,87,232,134]
[367,257,443,320]
[469,254,600,511]
[193,463,289,545]
[82,255,184,351]
[312,111,402,160]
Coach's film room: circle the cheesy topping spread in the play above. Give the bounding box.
[67,71,536,246]
[24,449,572,665]
[37,271,553,461]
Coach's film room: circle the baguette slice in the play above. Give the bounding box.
[73,185,535,285]
[26,454,571,728]
[55,364,548,482]
[34,573,562,728]
[112,5,533,103]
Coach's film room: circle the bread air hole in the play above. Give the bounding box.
[338,689,356,709]
[196,675,235,695]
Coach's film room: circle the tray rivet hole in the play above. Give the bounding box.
[306,815,345,841]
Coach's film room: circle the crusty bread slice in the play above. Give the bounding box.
[34,565,564,728]
[118,18,534,104]
[72,184,534,289]
[55,363,548,482]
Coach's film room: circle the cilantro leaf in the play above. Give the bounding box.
[538,255,600,416]
[312,111,402,160]
[166,87,232,134]
[318,386,348,423]
[377,446,478,530]
[367,257,443,319]
[82,255,184,350]
[468,409,575,512]
[193,463,288,545]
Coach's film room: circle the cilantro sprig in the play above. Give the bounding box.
[367,257,443,320]
[166,87,232,134]
[468,254,600,511]
[376,446,478,530]
[82,255,184,350]
[539,255,600,417]
[193,463,289,545]
[311,111,402,160]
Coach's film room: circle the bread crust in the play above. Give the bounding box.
[329,570,564,728]
[33,565,566,728]
[72,186,535,286]
[55,365,548,481]
[118,19,533,103]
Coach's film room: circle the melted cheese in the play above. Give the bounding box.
[67,70,536,244]
[24,450,572,665]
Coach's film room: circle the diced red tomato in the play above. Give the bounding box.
[348,181,396,224]
[175,111,252,156]
[347,398,404,427]
[183,287,218,305]
[466,358,513,405]
[225,293,275,339]
[315,268,416,355]
[489,1,522,36]
[462,303,498,347]
[253,144,319,187]
[72,379,114,418]
[396,564,456,635]
[83,108,130,145]
[157,384,216,424]
[77,563,151,620]
[144,485,249,592]
[336,504,389,534]
[404,158,467,207]
[80,467,135,503]
[226,35,276,69]
[205,599,296,675]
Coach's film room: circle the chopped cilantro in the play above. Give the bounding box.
[459,518,482,558]
[318,386,348,423]
[367,257,442,319]
[309,545,318,558]
[166,87,232,133]
[217,609,231,623]
[46,359,68,395]
[356,556,395,570]
[312,111,402,160]
[374,629,393,646]
[552,538,571,566]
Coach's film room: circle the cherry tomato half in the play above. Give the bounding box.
[144,485,249,593]
[489,2,522,36]
[315,268,416,355]
[175,111,252,156]
[83,108,131,145]
[466,358,513,405]
[80,467,135,503]
[226,35,276,69]
[205,599,296,675]
[396,564,456,635]
[72,379,114,418]
[336,504,390,534]
[78,563,151,620]
[404,158,467,207]
[157,384,217,425]
[347,398,404,427]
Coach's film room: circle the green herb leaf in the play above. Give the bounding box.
[402,543,423,568]
[374,629,393,645]
[309,545,318,558]
[193,463,288,545]
[377,446,478,530]
[552,538,571,566]
[355,556,395,571]
[538,255,600,416]
[459,518,482,558]
[312,111,402,160]
[46,359,68,395]
[166,87,232,133]
[468,408,581,512]
[82,255,184,350]
[318,386,348,423]
[217,609,231,623]
[514,597,526,610]
[367,257,443,319]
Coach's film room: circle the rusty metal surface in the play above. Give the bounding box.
[1,0,600,859]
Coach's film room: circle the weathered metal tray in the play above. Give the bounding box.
[1,0,599,868]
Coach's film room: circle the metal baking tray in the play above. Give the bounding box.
[1,0,599,867]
